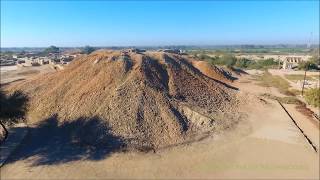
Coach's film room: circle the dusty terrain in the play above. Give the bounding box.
[0,51,319,179]
[0,65,56,85]
[269,69,319,90]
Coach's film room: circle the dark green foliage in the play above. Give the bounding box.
[82,46,95,54]
[298,61,318,70]
[0,90,28,124]
[218,54,237,68]
[203,53,278,69]
[247,58,279,69]
[234,58,255,68]
[205,54,236,68]
[44,46,59,54]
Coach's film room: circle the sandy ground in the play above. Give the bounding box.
[268,69,319,90]
[0,65,56,85]
[284,104,319,149]
[1,69,319,179]
[247,69,319,115]
[269,69,319,76]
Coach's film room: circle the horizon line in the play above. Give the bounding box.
[1,43,319,49]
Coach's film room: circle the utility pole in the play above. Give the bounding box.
[307,32,313,49]
[301,64,309,96]
[302,32,315,96]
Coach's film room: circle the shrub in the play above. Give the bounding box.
[261,93,303,105]
[304,88,320,107]
[82,46,96,55]
[209,54,236,68]
[0,90,29,143]
[0,90,28,123]
[298,61,318,70]
[254,71,292,95]
[245,58,279,70]
[206,54,278,70]
[234,58,254,68]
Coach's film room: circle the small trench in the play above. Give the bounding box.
[170,106,189,132]
[277,100,318,153]
[313,113,320,122]
[123,58,133,73]
[136,96,145,131]
[144,55,172,94]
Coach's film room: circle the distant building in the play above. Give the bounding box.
[179,49,186,54]
[282,56,304,69]
[235,54,312,62]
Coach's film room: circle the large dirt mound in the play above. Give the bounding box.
[7,50,239,150]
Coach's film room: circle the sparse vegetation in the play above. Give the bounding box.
[287,89,301,96]
[298,55,319,71]
[254,71,294,96]
[284,74,315,81]
[198,53,279,69]
[261,93,303,105]
[0,90,28,143]
[0,90,28,125]
[304,88,320,107]
[248,58,279,69]
[81,45,96,54]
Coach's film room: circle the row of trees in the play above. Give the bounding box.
[197,53,279,69]
[42,45,96,55]
[197,52,319,70]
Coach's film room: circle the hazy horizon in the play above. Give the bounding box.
[1,1,319,47]
[1,44,319,49]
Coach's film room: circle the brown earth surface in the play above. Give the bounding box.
[191,60,234,83]
[1,70,319,179]
[4,51,240,150]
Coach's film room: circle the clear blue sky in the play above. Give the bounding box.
[1,1,319,47]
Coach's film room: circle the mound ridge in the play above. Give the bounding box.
[191,60,235,83]
[7,50,239,149]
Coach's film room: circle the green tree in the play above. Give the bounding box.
[0,90,28,143]
[309,55,320,65]
[219,54,236,68]
[82,46,95,54]
[44,45,59,54]
[298,61,318,70]
[234,58,254,68]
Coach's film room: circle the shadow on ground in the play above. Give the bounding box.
[5,115,125,166]
[0,90,29,144]
[230,67,248,76]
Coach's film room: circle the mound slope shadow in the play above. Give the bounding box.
[5,115,125,166]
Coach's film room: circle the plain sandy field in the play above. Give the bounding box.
[268,69,319,90]
[1,70,319,179]
[0,65,56,85]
